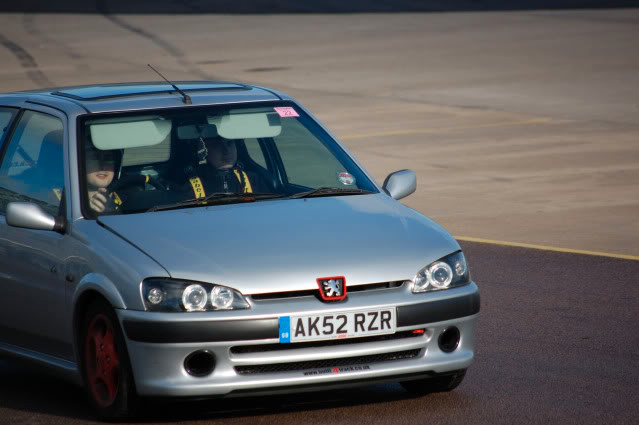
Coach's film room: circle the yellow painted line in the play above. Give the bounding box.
[454,236,639,261]
[341,118,552,141]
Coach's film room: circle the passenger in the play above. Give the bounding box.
[187,136,269,198]
[85,144,123,213]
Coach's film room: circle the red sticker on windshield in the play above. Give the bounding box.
[274,107,299,118]
[337,172,355,185]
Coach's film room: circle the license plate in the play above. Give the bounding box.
[279,308,396,343]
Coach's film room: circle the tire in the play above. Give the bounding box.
[401,369,467,395]
[80,298,137,421]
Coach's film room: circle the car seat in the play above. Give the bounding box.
[17,129,64,208]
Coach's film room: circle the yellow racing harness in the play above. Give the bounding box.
[189,169,253,199]
[112,192,122,208]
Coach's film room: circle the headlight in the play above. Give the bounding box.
[142,279,250,312]
[211,286,234,309]
[412,251,470,293]
[182,284,208,311]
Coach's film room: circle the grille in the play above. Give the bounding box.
[234,349,420,375]
[250,281,406,301]
[231,330,423,355]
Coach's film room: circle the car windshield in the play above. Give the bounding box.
[79,102,377,216]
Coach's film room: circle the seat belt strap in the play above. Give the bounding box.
[189,177,206,199]
[234,170,253,193]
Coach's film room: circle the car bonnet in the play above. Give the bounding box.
[97,194,460,295]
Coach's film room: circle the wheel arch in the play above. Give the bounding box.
[71,274,128,365]
[73,286,138,419]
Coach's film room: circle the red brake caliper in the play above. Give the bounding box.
[85,313,120,407]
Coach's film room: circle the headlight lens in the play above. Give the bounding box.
[142,279,250,312]
[429,262,453,289]
[182,284,208,311]
[412,251,470,293]
[147,287,164,305]
[211,286,234,309]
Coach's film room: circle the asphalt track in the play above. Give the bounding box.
[1,241,637,424]
[1,7,638,256]
[0,3,638,424]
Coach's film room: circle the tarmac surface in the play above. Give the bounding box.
[1,241,637,425]
[0,7,637,256]
[0,4,638,425]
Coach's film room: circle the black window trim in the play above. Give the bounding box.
[0,107,24,169]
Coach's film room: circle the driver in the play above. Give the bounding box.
[187,136,268,198]
[85,143,123,214]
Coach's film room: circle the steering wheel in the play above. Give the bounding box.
[109,175,167,193]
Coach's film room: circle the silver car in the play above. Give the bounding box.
[0,82,479,420]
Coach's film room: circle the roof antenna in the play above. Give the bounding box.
[147,64,192,104]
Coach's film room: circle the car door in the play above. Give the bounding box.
[0,106,72,360]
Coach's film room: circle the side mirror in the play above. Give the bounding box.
[382,169,416,200]
[6,202,66,233]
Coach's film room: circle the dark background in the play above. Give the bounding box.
[4,0,639,14]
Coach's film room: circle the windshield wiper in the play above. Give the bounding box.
[147,188,370,212]
[147,192,283,212]
[286,187,373,199]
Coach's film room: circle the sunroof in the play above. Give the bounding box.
[51,83,248,101]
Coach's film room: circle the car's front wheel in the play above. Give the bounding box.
[81,298,137,421]
[400,369,467,395]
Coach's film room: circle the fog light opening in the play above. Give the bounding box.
[184,350,216,377]
[438,326,460,353]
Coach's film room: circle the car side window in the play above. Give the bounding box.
[0,110,64,216]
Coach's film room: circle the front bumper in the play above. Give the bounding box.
[118,281,479,397]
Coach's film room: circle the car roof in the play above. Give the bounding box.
[3,81,285,114]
